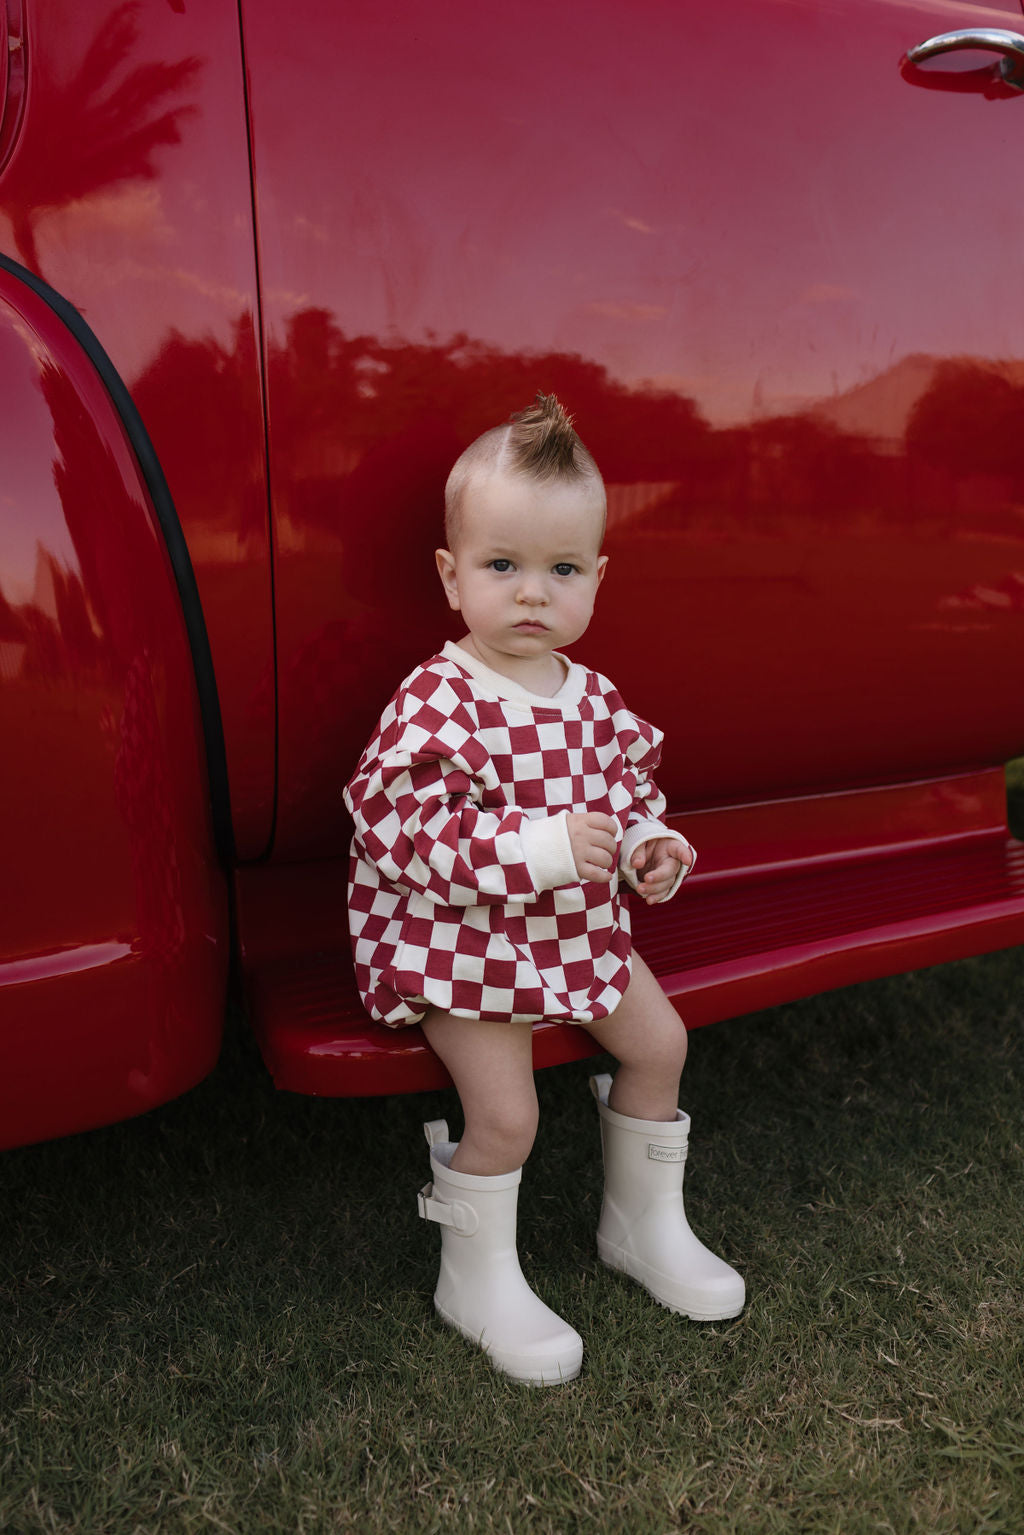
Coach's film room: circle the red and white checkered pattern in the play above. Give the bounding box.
[344,646,678,1026]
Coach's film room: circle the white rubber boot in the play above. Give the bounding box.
[417,1120,584,1385]
[590,1074,745,1322]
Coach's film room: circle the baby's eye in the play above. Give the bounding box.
[489,558,513,573]
[553,562,577,577]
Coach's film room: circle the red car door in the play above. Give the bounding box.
[237,0,1024,1091]
[240,0,1024,847]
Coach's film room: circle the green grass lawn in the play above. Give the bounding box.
[2,947,1022,1534]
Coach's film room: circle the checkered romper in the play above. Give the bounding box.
[344,642,692,1027]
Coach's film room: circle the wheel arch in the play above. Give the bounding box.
[0,253,233,1148]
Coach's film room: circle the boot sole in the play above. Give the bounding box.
[597,1244,745,1323]
[434,1301,583,1385]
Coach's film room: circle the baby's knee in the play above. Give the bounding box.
[635,1005,689,1079]
[469,1098,539,1170]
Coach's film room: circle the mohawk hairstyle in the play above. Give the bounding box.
[506,393,591,481]
[443,392,605,547]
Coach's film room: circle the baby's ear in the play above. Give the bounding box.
[435,548,460,610]
[596,554,609,585]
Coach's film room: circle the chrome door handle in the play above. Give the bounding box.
[907,28,1024,90]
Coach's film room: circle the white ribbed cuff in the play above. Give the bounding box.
[521,810,578,891]
[619,822,695,903]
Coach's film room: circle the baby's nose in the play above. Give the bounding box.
[516,577,548,604]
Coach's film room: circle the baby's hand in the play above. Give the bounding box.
[631,838,694,904]
[566,812,619,883]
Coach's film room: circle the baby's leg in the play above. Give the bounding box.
[420,1011,538,1175]
[584,951,688,1122]
[417,1010,584,1381]
[585,954,745,1320]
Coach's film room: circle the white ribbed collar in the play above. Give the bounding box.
[441,640,588,710]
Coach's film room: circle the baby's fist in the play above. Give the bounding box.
[631,837,694,903]
[567,812,619,884]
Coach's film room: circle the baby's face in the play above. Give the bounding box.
[436,471,607,680]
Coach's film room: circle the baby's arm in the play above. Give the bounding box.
[345,707,581,905]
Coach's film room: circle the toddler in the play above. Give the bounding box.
[344,395,743,1383]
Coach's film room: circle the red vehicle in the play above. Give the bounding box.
[4,0,1024,1151]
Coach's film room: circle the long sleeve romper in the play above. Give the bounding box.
[343,641,693,1027]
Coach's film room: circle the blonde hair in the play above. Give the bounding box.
[444,394,605,547]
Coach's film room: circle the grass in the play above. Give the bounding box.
[2,944,1022,1535]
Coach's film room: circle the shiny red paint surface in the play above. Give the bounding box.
[242,0,1024,857]
[0,272,229,1150]
[0,0,274,858]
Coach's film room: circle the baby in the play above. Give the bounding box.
[344,395,743,1383]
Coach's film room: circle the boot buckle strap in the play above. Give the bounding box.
[417,1182,479,1235]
